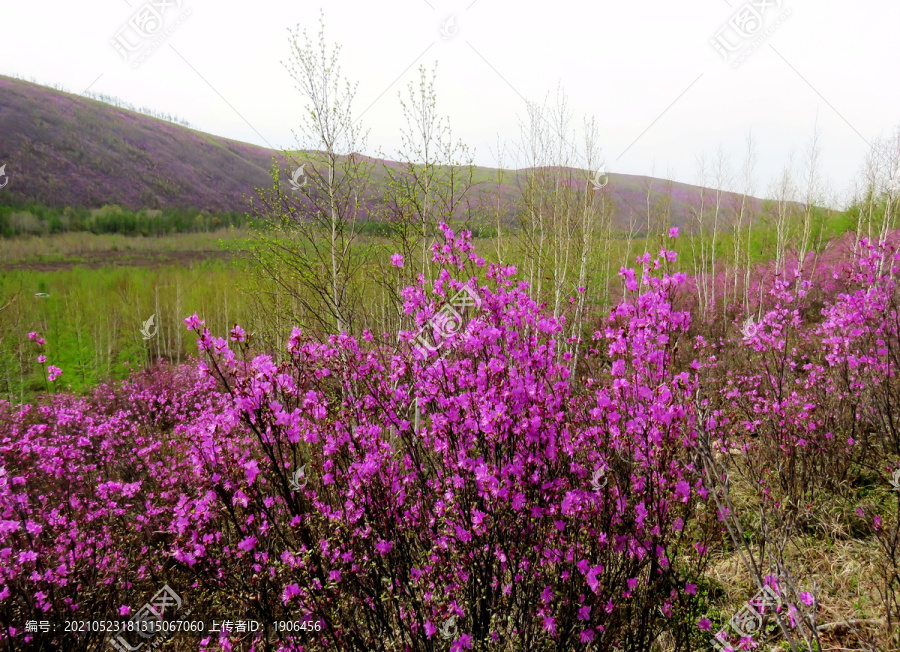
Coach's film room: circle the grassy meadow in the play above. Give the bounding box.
[0,199,863,405]
[0,230,252,401]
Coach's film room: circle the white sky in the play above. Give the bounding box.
[2,0,898,207]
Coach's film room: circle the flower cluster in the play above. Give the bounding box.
[3,226,899,650]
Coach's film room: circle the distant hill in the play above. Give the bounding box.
[0,75,279,213]
[0,75,771,231]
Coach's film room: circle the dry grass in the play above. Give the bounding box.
[0,229,252,265]
[702,537,885,651]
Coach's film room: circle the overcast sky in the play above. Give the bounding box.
[2,0,898,207]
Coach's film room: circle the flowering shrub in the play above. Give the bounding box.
[697,236,900,650]
[3,226,900,650]
[168,226,713,650]
[703,237,900,510]
[0,364,232,649]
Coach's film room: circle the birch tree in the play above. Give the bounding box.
[796,124,824,281]
[247,12,373,339]
[514,85,608,367]
[375,63,476,334]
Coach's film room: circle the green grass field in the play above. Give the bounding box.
[0,202,869,404]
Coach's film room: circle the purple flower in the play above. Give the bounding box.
[244,460,260,486]
[230,324,246,342]
[184,312,205,331]
[12,219,878,649]
[282,583,301,604]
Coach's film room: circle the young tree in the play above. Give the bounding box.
[374,63,476,336]
[731,132,758,316]
[796,123,824,282]
[386,64,475,277]
[514,86,606,320]
[246,11,374,340]
[770,154,798,276]
[688,145,731,319]
[856,124,900,266]
[486,134,514,265]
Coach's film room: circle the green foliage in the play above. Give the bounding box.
[0,198,251,237]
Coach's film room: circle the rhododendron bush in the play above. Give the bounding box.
[2,225,900,651]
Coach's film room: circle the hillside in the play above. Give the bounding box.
[0,75,769,231]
